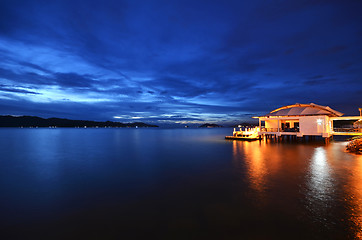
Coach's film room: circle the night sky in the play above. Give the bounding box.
[0,0,361,126]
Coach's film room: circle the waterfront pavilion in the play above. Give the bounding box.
[254,103,362,141]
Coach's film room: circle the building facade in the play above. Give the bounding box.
[254,103,361,139]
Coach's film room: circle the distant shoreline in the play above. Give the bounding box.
[0,115,158,128]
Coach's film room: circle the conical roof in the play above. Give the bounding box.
[262,103,343,117]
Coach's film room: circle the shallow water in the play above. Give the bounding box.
[0,128,361,239]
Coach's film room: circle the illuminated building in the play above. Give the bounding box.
[254,103,362,141]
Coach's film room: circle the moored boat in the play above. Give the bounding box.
[225,127,260,141]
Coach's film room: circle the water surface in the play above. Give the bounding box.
[0,128,361,239]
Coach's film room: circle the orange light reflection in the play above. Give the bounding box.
[232,140,282,205]
[348,154,362,239]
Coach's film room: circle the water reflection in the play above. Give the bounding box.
[306,145,362,238]
[308,147,333,201]
[232,140,275,208]
[232,139,362,239]
[347,153,362,239]
[1,129,362,239]
[233,141,267,195]
[304,146,336,232]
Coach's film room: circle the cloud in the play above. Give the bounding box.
[53,72,96,88]
[0,84,40,95]
[0,0,361,126]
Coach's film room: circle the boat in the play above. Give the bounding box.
[225,127,261,141]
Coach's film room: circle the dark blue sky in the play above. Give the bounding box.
[0,0,361,126]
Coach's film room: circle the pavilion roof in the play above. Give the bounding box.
[257,103,343,117]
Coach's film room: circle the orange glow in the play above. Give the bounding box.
[232,140,282,204]
[231,140,362,237]
[347,154,362,239]
[324,143,362,239]
[245,142,266,193]
[232,141,267,195]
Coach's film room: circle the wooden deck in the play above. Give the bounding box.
[332,132,362,136]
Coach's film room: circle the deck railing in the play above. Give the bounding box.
[333,128,362,133]
[260,128,299,133]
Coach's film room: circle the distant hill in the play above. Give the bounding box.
[0,115,158,128]
[198,123,223,128]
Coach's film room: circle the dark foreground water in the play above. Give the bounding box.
[0,128,361,239]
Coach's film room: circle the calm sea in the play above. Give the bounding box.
[0,128,361,239]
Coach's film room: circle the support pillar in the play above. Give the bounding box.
[259,119,261,130]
